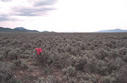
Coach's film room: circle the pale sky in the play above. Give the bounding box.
[0,0,127,32]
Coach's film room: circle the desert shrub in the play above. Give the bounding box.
[122,54,127,62]
[19,54,30,59]
[62,75,78,83]
[0,61,14,71]
[100,76,116,83]
[119,47,127,55]
[0,55,4,60]
[67,77,77,83]
[35,75,58,83]
[24,49,31,54]
[37,50,73,69]
[35,50,53,67]
[114,57,125,68]
[0,59,21,83]
[118,47,127,62]
[7,50,18,60]
[108,57,125,73]
[75,56,87,71]
[51,54,70,68]
[3,48,21,60]
[46,75,59,83]
[0,70,21,83]
[18,49,31,59]
[22,43,32,49]
[62,66,76,77]
[82,73,98,83]
[0,39,11,47]
[105,40,117,48]
[108,49,119,58]
[117,65,127,83]
[43,65,52,75]
[3,48,11,58]
[95,48,110,60]
[13,60,29,70]
[96,60,108,75]
[10,39,20,45]
[84,57,98,73]
[13,60,22,67]
[35,77,46,83]
[62,72,97,83]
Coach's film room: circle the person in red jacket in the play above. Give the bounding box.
[33,48,43,57]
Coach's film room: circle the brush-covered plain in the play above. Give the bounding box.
[0,32,127,83]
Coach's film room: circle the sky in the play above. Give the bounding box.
[0,0,127,32]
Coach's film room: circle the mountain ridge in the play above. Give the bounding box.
[0,27,39,32]
[98,29,127,32]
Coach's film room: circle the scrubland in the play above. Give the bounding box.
[0,32,127,83]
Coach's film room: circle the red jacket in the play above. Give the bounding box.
[35,48,43,55]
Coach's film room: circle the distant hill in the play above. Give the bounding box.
[0,27,13,32]
[0,27,39,32]
[99,29,127,32]
[14,27,26,31]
